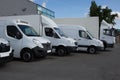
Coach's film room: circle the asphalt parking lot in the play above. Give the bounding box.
[0,43,120,80]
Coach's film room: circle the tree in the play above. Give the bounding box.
[89,1,102,27]
[89,0,118,26]
[90,1,98,16]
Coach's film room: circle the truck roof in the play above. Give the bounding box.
[0,19,30,26]
[42,15,58,28]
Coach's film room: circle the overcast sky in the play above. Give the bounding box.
[33,0,120,29]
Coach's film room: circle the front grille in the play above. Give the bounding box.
[0,43,10,52]
[42,43,51,50]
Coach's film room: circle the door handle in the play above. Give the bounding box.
[78,39,81,40]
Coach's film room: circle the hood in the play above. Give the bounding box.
[62,36,76,42]
[93,38,104,47]
[93,38,102,43]
[28,37,50,44]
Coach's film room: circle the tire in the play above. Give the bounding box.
[21,49,34,62]
[56,47,67,56]
[88,46,96,54]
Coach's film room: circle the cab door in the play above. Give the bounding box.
[5,25,23,58]
[43,27,60,47]
[77,30,92,51]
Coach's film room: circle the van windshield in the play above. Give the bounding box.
[18,25,40,36]
[103,29,115,36]
[54,28,68,37]
[87,31,94,38]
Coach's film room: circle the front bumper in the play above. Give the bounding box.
[42,43,52,53]
[32,46,48,57]
[107,43,114,48]
[0,48,13,64]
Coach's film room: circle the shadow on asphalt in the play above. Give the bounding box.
[5,49,113,63]
[11,54,75,63]
[101,49,112,52]
[75,49,112,55]
[0,64,6,68]
[75,51,100,55]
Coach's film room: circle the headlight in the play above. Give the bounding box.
[33,39,44,48]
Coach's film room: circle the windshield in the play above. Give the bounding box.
[87,31,94,38]
[103,29,115,36]
[18,25,40,36]
[54,28,68,37]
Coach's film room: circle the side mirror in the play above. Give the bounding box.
[16,32,23,39]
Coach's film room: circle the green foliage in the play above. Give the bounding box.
[89,0,118,26]
[114,29,120,36]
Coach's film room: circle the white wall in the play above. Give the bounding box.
[53,17,99,39]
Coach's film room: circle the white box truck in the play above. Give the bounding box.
[0,19,51,62]
[53,17,115,50]
[100,20,115,49]
[0,15,77,56]
[59,25,104,54]
[0,38,13,64]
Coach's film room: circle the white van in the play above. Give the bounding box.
[0,15,77,56]
[0,20,51,62]
[53,18,115,50]
[59,25,104,54]
[0,38,13,64]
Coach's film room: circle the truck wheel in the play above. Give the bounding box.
[21,49,34,62]
[56,47,67,56]
[88,46,96,54]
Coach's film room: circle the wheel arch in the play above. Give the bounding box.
[87,45,97,54]
[55,45,69,56]
[57,45,66,48]
[56,45,67,51]
[88,45,96,49]
[20,47,32,58]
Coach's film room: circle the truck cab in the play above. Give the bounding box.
[0,20,51,62]
[43,25,77,56]
[59,25,104,54]
[100,20,115,49]
[42,16,77,56]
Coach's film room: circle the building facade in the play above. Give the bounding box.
[53,17,99,39]
[0,0,55,18]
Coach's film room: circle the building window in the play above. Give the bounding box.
[37,5,55,18]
